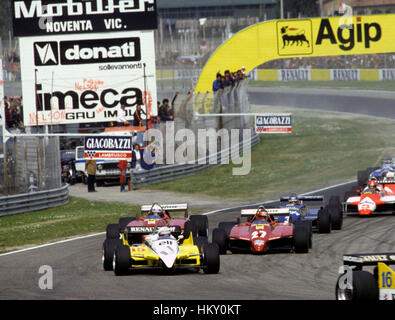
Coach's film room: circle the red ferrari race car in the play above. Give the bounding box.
[343,180,395,216]
[212,206,311,254]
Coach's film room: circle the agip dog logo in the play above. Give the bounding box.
[277,20,313,56]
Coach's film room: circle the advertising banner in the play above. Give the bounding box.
[255,114,292,134]
[12,0,157,37]
[278,69,311,81]
[84,135,132,160]
[379,69,395,81]
[19,30,157,126]
[330,69,360,81]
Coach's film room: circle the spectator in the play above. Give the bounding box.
[85,159,97,192]
[132,105,146,127]
[212,73,222,92]
[117,104,130,126]
[131,144,141,170]
[158,99,174,122]
[141,145,159,170]
[118,159,128,192]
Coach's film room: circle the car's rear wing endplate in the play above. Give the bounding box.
[280,195,324,202]
[141,203,188,213]
[241,208,290,216]
[343,253,395,266]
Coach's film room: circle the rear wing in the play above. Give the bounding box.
[343,253,395,267]
[280,195,323,202]
[377,181,395,184]
[127,225,181,235]
[140,203,188,218]
[381,158,395,165]
[241,208,290,216]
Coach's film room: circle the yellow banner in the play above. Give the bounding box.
[195,14,395,93]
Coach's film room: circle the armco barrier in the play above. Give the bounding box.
[0,184,69,217]
[131,133,260,189]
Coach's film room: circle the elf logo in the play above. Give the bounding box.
[315,18,382,51]
[34,37,141,66]
[34,41,59,66]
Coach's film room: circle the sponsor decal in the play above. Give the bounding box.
[255,115,292,134]
[277,20,313,56]
[127,226,177,233]
[84,135,132,160]
[12,0,157,36]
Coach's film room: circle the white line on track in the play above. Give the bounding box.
[0,179,356,258]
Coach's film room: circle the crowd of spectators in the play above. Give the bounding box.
[3,96,24,129]
[261,53,395,70]
[212,67,246,92]
[2,51,20,82]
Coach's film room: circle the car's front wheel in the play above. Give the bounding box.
[203,243,220,274]
[336,270,378,300]
[113,245,131,276]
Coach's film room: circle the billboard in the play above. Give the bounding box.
[20,31,157,126]
[255,115,292,134]
[12,0,157,37]
[84,135,132,160]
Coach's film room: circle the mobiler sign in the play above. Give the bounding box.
[84,135,132,160]
[20,31,157,126]
[12,0,157,37]
[255,115,292,134]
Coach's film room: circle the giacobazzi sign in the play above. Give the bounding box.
[84,135,132,160]
[255,114,292,134]
[20,30,157,126]
[11,0,157,37]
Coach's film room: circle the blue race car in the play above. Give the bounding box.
[358,159,395,188]
[274,194,343,234]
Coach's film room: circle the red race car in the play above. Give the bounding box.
[212,206,311,254]
[343,181,395,216]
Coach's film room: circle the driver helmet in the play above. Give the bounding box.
[150,203,163,216]
[288,195,299,204]
[158,226,171,237]
[368,180,377,189]
[386,171,395,181]
[257,206,269,219]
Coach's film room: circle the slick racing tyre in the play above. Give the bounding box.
[193,236,209,252]
[336,270,378,300]
[293,225,310,253]
[106,224,120,239]
[189,215,209,237]
[118,217,136,233]
[102,239,122,271]
[212,228,228,255]
[317,206,331,233]
[294,220,312,248]
[218,221,236,237]
[183,220,198,239]
[328,196,343,230]
[113,245,131,276]
[357,170,369,188]
[203,243,220,274]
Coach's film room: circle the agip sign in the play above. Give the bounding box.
[196,14,395,93]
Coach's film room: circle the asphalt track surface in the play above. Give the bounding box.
[1,181,394,300]
[248,87,395,120]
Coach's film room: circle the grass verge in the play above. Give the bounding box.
[145,106,395,201]
[249,80,395,91]
[0,197,140,254]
